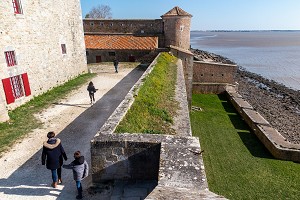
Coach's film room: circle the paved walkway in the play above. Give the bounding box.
[0,65,146,200]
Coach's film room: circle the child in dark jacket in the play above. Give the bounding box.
[87,81,97,104]
[63,151,89,199]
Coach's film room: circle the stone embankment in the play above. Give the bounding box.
[192,48,300,144]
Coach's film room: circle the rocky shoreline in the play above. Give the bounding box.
[191,48,300,144]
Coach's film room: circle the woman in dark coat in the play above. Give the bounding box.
[42,131,67,188]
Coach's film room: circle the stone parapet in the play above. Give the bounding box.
[226,85,300,162]
[91,133,211,199]
[91,133,208,190]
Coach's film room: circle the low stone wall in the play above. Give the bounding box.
[226,85,300,162]
[193,83,228,94]
[192,61,237,94]
[91,53,227,199]
[91,135,161,183]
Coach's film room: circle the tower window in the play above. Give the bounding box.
[61,44,67,54]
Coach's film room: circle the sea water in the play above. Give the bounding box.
[190,31,300,90]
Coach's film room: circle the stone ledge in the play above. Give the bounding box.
[146,186,227,200]
[226,85,300,162]
[91,133,211,198]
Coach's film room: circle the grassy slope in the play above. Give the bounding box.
[115,52,178,134]
[0,73,96,154]
[190,93,300,199]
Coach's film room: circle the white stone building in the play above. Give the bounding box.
[0,0,87,122]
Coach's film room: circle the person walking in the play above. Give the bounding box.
[42,131,68,188]
[113,58,119,73]
[63,151,89,199]
[87,81,97,104]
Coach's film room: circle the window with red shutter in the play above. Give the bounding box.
[1,74,30,104]
[2,78,15,104]
[12,0,23,14]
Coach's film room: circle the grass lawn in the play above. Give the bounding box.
[115,52,178,134]
[190,93,300,199]
[0,73,96,155]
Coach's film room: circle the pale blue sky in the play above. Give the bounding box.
[80,0,300,31]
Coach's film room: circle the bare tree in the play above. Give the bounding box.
[85,5,112,19]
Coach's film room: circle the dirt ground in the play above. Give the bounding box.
[0,65,135,199]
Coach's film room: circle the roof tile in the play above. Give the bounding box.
[85,35,158,50]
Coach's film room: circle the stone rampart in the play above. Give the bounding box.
[226,85,300,162]
[169,45,194,108]
[83,19,163,35]
[193,61,237,94]
[91,53,226,199]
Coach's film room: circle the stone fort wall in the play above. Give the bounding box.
[193,61,237,94]
[83,19,164,35]
[90,53,226,199]
[0,0,87,120]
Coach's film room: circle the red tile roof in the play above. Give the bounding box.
[161,6,192,17]
[85,35,158,50]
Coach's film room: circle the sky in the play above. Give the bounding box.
[80,0,300,31]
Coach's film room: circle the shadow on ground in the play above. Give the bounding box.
[0,65,147,199]
[218,93,273,160]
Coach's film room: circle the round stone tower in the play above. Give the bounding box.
[161,6,192,50]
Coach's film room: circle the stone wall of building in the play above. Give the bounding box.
[193,61,237,94]
[86,49,153,63]
[0,0,87,118]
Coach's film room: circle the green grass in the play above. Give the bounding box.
[0,73,96,155]
[115,52,178,134]
[190,93,300,199]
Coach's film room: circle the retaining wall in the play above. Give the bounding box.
[91,53,226,199]
[226,85,300,162]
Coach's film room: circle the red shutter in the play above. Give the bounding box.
[22,73,31,96]
[12,0,22,14]
[2,78,15,104]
